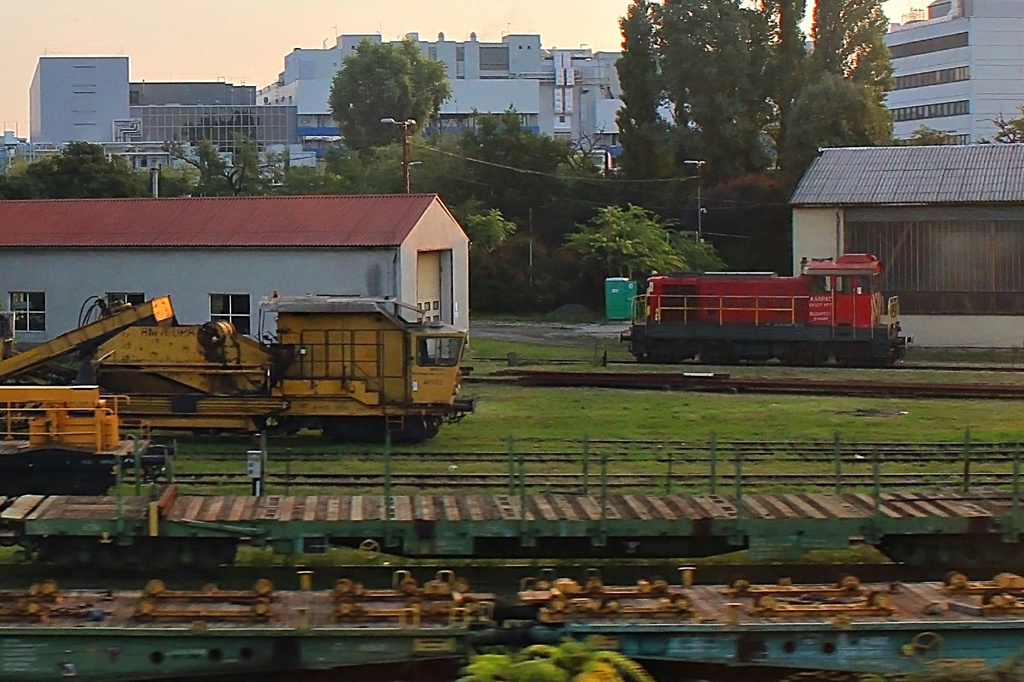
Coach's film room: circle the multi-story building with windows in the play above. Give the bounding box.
[258,32,623,157]
[885,0,1024,143]
[28,57,302,168]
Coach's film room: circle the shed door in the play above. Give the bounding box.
[416,251,442,321]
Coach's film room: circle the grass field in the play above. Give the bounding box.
[159,329,1024,499]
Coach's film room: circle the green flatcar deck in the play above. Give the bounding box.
[2,489,1023,568]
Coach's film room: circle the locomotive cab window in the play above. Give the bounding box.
[810,276,830,294]
[417,336,463,367]
[836,277,855,294]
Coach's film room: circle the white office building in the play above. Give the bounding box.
[884,0,1024,143]
[258,32,623,154]
[30,57,130,145]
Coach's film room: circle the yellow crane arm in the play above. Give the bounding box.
[0,296,175,382]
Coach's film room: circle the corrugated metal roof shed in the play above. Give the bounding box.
[0,194,447,247]
[790,145,1024,206]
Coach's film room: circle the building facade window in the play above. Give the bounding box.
[9,292,45,332]
[892,100,970,122]
[889,32,969,59]
[210,293,251,334]
[895,66,970,91]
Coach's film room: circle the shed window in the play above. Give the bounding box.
[9,292,46,332]
[210,293,251,334]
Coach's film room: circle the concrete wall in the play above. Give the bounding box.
[902,314,1024,348]
[0,247,399,342]
[792,207,844,274]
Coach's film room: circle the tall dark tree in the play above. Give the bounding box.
[657,0,774,184]
[811,0,894,95]
[761,0,807,156]
[328,39,450,153]
[615,0,671,181]
[780,73,893,172]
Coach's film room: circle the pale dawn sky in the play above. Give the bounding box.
[2,0,919,137]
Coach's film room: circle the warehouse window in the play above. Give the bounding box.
[105,292,145,307]
[210,293,250,334]
[9,292,45,332]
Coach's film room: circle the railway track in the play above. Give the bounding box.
[487,369,1024,399]
[474,356,1024,374]
[178,439,1018,462]
[168,470,1013,492]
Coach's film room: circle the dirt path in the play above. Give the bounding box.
[468,320,629,346]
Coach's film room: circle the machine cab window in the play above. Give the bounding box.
[810,276,831,294]
[416,336,463,367]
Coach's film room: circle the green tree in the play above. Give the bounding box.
[447,110,576,241]
[907,125,960,145]
[615,0,672,180]
[464,209,517,254]
[992,107,1024,143]
[657,0,774,184]
[8,142,148,199]
[328,39,450,153]
[566,204,687,279]
[780,72,893,173]
[457,641,655,682]
[164,136,267,196]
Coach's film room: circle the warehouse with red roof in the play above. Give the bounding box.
[0,194,469,340]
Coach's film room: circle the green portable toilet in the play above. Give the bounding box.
[605,277,636,320]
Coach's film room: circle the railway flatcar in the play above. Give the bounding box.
[622,254,907,367]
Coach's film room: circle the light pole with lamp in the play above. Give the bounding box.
[380,117,417,194]
[683,159,706,241]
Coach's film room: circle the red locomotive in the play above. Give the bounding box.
[622,254,907,366]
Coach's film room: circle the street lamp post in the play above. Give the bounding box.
[684,159,706,241]
[380,117,417,194]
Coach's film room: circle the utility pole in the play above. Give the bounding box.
[684,159,706,241]
[380,117,417,194]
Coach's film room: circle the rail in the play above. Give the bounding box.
[166,433,1023,497]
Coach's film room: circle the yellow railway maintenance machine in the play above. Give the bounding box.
[0,385,168,496]
[0,295,472,443]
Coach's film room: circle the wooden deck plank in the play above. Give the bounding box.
[621,495,653,520]
[740,495,776,520]
[803,494,860,519]
[533,495,560,521]
[442,496,461,521]
[782,494,827,519]
[644,495,678,520]
[326,498,341,522]
[303,496,319,522]
[226,497,248,522]
[201,497,225,523]
[853,493,903,518]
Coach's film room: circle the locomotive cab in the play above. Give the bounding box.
[803,254,894,332]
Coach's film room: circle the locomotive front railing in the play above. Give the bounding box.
[651,294,806,326]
